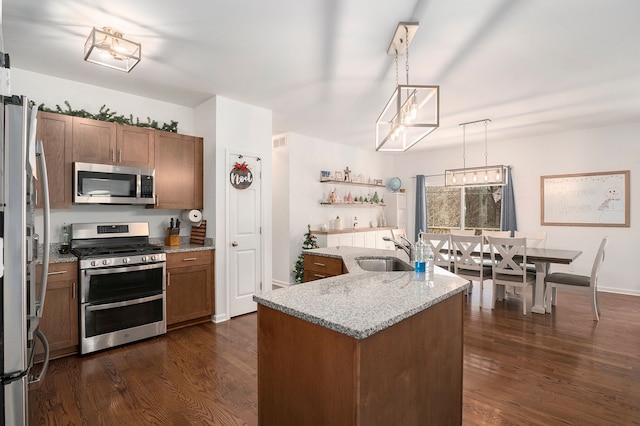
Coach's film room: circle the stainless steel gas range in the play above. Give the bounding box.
[70,222,166,354]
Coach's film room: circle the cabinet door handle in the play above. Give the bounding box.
[183,257,197,261]
[313,273,327,278]
[48,270,67,275]
[313,262,326,267]
[111,149,115,163]
[72,282,76,299]
[167,272,171,286]
[118,149,122,163]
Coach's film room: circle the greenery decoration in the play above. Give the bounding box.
[292,224,319,283]
[34,100,179,133]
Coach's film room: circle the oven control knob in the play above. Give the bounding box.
[151,255,157,261]
[141,256,148,262]
[122,257,130,264]
[102,259,109,265]
[91,260,99,267]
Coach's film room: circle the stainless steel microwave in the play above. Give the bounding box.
[74,162,155,205]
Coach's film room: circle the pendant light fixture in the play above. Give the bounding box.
[444,119,507,187]
[375,22,439,152]
[84,27,141,73]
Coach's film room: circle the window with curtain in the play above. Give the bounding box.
[427,185,502,232]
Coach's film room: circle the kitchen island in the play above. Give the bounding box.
[254,246,469,425]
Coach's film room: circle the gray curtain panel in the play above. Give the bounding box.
[501,166,517,236]
[415,174,427,241]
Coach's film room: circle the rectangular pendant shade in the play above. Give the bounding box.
[84,27,141,73]
[375,84,439,152]
[444,165,508,187]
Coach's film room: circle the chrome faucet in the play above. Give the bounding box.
[383,235,414,261]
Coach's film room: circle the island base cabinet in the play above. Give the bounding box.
[257,292,463,425]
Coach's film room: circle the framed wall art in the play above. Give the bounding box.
[540,170,630,227]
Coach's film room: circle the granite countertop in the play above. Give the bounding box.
[253,246,470,340]
[39,239,215,264]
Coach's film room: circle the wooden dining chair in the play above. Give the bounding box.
[544,236,608,321]
[421,233,452,271]
[450,235,492,307]
[514,231,547,248]
[481,229,510,244]
[514,231,548,275]
[450,229,476,236]
[488,236,536,315]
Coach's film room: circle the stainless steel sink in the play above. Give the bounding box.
[355,257,414,272]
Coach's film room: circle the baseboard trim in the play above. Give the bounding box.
[599,287,640,297]
[272,279,292,288]
[213,313,229,323]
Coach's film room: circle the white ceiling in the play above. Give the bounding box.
[3,0,640,151]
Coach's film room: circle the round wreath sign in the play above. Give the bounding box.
[230,162,253,189]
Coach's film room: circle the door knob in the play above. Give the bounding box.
[232,241,239,247]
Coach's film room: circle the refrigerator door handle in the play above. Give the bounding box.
[28,328,49,385]
[35,139,50,318]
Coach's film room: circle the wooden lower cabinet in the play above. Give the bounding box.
[35,262,79,361]
[303,254,344,282]
[166,250,214,330]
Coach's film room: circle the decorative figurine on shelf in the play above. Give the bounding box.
[372,191,380,204]
[353,216,358,229]
[329,189,336,204]
[344,166,351,182]
[346,191,353,203]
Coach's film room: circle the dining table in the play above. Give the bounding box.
[449,242,583,314]
[519,247,582,314]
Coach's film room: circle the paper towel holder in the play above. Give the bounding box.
[181,209,202,226]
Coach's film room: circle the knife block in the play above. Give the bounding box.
[165,228,180,246]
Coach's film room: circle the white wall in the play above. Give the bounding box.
[272,137,290,287]
[12,68,199,240]
[392,122,640,296]
[209,96,272,322]
[272,133,394,285]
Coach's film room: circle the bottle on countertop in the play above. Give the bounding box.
[426,242,434,281]
[414,232,427,276]
[59,223,70,254]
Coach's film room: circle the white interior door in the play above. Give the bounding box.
[228,154,262,317]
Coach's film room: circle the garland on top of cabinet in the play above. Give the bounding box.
[32,100,179,133]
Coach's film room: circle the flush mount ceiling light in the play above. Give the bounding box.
[375,22,439,152]
[444,119,507,187]
[84,27,141,72]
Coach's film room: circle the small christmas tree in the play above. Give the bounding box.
[293,224,319,283]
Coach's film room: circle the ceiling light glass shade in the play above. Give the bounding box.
[375,84,439,152]
[84,27,141,72]
[444,165,508,187]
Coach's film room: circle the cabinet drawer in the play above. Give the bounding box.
[38,262,77,283]
[304,254,343,276]
[167,250,212,268]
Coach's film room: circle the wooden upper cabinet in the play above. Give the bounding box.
[36,111,73,209]
[154,131,203,209]
[72,117,116,164]
[116,125,154,168]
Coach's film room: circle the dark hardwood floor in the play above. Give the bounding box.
[29,289,640,425]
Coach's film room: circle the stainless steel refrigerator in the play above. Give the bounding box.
[0,91,51,424]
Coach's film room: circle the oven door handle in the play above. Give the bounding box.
[83,262,166,277]
[85,293,164,312]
